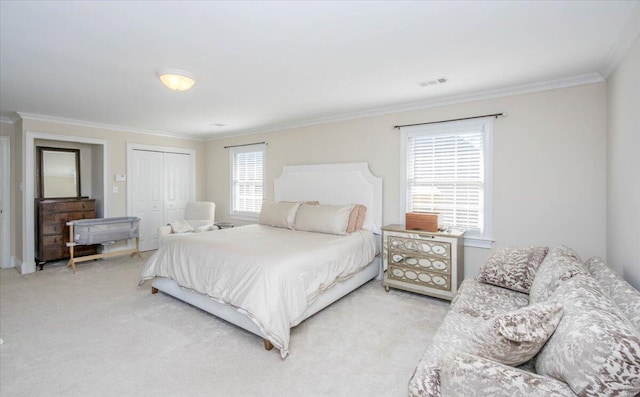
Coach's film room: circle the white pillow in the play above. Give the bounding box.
[258,201,301,229]
[294,203,354,235]
[168,219,194,234]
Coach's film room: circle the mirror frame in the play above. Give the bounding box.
[37,146,81,199]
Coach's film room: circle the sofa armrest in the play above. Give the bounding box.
[440,353,575,397]
[158,225,172,237]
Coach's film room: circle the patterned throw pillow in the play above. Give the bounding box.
[478,247,549,293]
[536,275,640,396]
[529,245,588,304]
[168,219,194,234]
[469,302,563,366]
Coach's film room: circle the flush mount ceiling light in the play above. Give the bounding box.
[156,69,195,91]
[419,77,448,87]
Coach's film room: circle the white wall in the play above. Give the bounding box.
[607,34,640,289]
[207,82,608,278]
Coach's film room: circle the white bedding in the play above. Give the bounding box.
[140,224,377,357]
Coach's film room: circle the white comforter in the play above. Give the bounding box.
[140,224,377,357]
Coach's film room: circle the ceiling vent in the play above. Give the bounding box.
[420,78,448,87]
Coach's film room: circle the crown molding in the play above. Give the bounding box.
[5,72,605,142]
[206,72,604,140]
[14,112,205,141]
[600,3,640,78]
[0,117,13,125]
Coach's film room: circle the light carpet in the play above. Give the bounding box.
[0,252,449,397]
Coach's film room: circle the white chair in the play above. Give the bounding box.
[158,202,217,246]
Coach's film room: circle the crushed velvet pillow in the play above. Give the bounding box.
[294,203,353,235]
[346,204,367,233]
[469,302,563,366]
[529,245,588,304]
[258,200,301,229]
[478,247,549,293]
[168,219,194,234]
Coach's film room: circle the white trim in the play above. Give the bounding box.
[16,112,204,142]
[205,73,603,140]
[601,4,640,78]
[229,143,266,220]
[399,117,494,248]
[0,136,11,268]
[0,117,14,125]
[24,131,110,274]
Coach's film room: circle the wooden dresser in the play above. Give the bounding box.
[35,198,98,269]
[381,224,465,300]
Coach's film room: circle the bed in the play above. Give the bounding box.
[139,162,383,358]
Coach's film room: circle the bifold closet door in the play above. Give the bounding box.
[163,152,191,225]
[130,150,164,251]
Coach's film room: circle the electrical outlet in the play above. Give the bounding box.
[112,186,118,193]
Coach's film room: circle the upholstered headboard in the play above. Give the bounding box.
[274,162,383,233]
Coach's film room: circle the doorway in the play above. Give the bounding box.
[126,143,195,251]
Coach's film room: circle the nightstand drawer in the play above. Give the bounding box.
[388,236,451,258]
[388,250,451,274]
[388,264,451,291]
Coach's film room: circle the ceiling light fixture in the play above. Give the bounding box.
[156,69,196,91]
[420,77,448,87]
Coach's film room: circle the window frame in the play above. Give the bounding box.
[229,144,266,221]
[400,117,494,248]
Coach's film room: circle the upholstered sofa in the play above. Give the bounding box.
[409,245,640,397]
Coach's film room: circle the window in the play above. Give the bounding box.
[400,117,493,247]
[230,144,265,219]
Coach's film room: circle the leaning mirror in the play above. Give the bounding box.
[38,147,81,198]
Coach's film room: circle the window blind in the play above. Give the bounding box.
[231,147,264,215]
[406,128,485,235]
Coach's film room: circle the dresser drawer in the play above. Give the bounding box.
[388,236,451,259]
[39,245,97,261]
[42,235,68,248]
[388,250,451,274]
[41,200,96,213]
[387,264,452,291]
[41,223,64,235]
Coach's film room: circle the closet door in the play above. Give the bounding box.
[130,150,164,251]
[163,152,191,224]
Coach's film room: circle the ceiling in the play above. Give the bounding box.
[1,1,639,140]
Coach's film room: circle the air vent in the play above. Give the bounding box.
[419,78,448,87]
[210,123,227,127]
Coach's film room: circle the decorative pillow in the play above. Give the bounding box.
[258,200,301,229]
[586,256,640,331]
[469,302,563,366]
[280,200,319,205]
[294,203,354,235]
[528,245,588,304]
[478,246,549,293]
[346,204,367,233]
[168,219,194,234]
[536,275,640,396]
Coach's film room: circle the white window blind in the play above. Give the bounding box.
[401,117,493,246]
[230,144,265,218]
